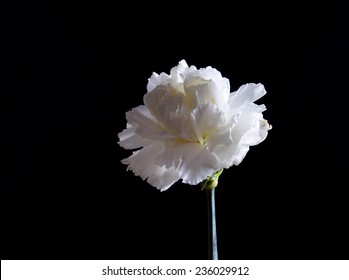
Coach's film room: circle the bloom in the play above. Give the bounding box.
[118,60,271,191]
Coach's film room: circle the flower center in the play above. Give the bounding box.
[174,135,207,147]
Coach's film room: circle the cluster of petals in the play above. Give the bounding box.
[118,60,271,191]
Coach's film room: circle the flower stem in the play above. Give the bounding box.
[207,188,218,260]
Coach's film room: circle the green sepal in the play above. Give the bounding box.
[201,169,223,190]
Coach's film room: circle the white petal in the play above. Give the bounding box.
[211,140,250,168]
[177,59,189,70]
[215,77,230,110]
[144,85,198,141]
[259,119,272,142]
[147,72,171,92]
[211,104,270,167]
[121,142,180,191]
[206,127,233,154]
[183,77,214,109]
[183,75,230,112]
[198,67,230,107]
[165,112,197,142]
[126,105,169,140]
[192,103,225,141]
[179,144,219,185]
[229,83,266,110]
[198,66,223,80]
[144,84,184,120]
[147,166,180,191]
[118,125,152,149]
[231,104,265,146]
[154,141,219,185]
[147,60,191,93]
[170,59,189,85]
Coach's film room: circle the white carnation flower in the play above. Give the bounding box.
[118,60,271,191]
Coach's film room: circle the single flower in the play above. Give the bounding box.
[118,60,271,191]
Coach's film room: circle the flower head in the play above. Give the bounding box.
[118,60,271,191]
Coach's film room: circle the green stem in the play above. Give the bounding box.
[207,188,218,260]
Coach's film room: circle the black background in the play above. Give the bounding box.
[2,2,349,260]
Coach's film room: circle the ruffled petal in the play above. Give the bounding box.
[183,75,230,112]
[183,77,215,109]
[258,119,272,143]
[118,125,152,149]
[198,67,230,109]
[170,59,189,86]
[231,104,266,146]
[147,166,180,191]
[211,104,270,167]
[121,142,180,191]
[154,141,219,185]
[210,139,250,168]
[229,83,266,110]
[144,85,185,120]
[125,105,169,140]
[147,72,171,92]
[192,103,226,142]
[206,127,233,154]
[144,85,200,141]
